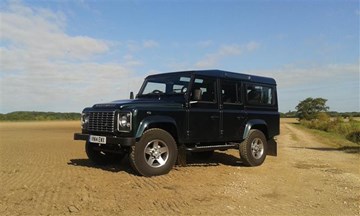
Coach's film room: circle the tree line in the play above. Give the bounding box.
[281,111,360,118]
[0,111,81,121]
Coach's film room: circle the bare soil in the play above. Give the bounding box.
[0,120,359,215]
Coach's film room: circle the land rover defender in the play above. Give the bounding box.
[74,70,280,176]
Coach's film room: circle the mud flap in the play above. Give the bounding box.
[267,138,277,156]
[176,145,187,166]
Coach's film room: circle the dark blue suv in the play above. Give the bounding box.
[74,70,280,176]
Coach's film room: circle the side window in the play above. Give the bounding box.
[221,81,237,104]
[191,77,217,102]
[246,84,274,105]
[171,76,191,93]
[172,84,184,93]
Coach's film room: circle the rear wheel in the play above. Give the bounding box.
[129,128,177,176]
[239,129,267,166]
[85,141,125,165]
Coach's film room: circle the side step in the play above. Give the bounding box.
[177,143,239,167]
[185,143,239,152]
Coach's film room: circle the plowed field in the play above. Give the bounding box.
[0,120,359,215]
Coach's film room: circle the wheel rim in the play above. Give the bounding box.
[251,138,264,159]
[144,139,169,168]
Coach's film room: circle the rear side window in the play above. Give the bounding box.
[221,80,239,104]
[246,84,274,105]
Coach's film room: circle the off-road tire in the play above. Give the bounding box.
[85,141,125,165]
[239,129,267,166]
[129,128,177,176]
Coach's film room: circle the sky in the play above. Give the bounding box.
[0,0,359,113]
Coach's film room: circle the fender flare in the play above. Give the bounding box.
[243,119,268,139]
[135,115,177,139]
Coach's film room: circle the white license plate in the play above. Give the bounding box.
[89,135,106,144]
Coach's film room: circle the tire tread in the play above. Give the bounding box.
[129,128,177,176]
[239,129,267,166]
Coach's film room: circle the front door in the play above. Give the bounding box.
[188,76,220,142]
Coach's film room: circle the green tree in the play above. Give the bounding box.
[295,97,329,120]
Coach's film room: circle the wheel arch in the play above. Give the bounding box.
[243,119,269,140]
[135,115,178,142]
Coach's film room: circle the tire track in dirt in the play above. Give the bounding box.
[3,164,78,215]
[1,121,360,215]
[152,198,191,215]
[0,122,87,215]
[129,175,162,191]
[124,169,197,215]
[283,122,327,148]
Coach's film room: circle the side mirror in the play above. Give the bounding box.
[130,92,134,99]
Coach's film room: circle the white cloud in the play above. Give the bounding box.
[197,40,213,48]
[1,2,108,61]
[195,42,260,68]
[0,1,143,113]
[245,41,260,51]
[126,40,159,52]
[122,55,143,67]
[143,40,159,48]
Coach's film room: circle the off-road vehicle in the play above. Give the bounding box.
[74,70,280,176]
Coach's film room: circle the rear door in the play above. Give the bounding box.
[220,80,247,141]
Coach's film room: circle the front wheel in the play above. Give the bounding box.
[129,128,178,176]
[239,129,267,166]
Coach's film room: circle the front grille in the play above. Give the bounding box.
[88,111,115,133]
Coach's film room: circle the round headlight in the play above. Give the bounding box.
[81,113,89,128]
[84,116,89,124]
[119,115,128,127]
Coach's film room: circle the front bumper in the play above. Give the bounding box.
[74,133,135,146]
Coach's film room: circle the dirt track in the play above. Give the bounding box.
[0,119,359,215]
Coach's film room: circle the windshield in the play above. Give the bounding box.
[139,73,191,96]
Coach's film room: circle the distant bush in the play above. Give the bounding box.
[346,131,360,144]
[317,112,330,122]
[281,111,360,119]
[300,116,360,144]
[0,111,81,121]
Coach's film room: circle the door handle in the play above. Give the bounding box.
[210,115,219,120]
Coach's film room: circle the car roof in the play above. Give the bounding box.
[146,69,277,85]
